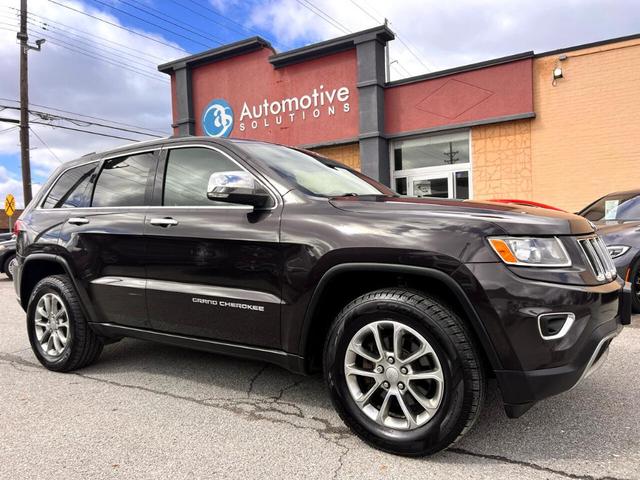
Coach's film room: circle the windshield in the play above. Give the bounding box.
[581,192,640,221]
[236,142,395,198]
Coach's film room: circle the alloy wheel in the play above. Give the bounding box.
[344,320,444,430]
[34,293,70,357]
[7,257,17,278]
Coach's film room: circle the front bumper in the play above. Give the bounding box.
[461,263,629,417]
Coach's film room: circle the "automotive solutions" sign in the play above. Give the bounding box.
[202,84,351,138]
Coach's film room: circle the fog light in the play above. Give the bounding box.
[538,312,575,340]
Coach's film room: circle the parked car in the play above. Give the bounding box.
[0,237,16,280]
[0,232,13,241]
[579,189,640,312]
[12,137,631,456]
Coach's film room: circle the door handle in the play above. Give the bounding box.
[68,217,89,225]
[149,217,178,227]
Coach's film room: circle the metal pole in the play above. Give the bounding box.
[19,0,33,206]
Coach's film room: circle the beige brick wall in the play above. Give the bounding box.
[311,142,361,171]
[471,120,533,200]
[530,38,640,212]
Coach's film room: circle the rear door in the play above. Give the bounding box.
[59,148,160,328]
[28,160,99,255]
[144,144,283,348]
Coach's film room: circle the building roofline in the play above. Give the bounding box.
[386,51,534,88]
[269,24,395,69]
[534,31,640,58]
[158,37,274,73]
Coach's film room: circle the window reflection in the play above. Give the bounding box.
[163,148,238,207]
[92,153,155,207]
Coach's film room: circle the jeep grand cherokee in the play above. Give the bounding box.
[13,137,632,456]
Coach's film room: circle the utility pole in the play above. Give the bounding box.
[16,0,44,207]
[18,0,32,206]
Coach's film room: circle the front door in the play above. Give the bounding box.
[144,145,283,348]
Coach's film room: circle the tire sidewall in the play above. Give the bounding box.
[27,280,75,370]
[325,297,471,455]
[3,254,16,280]
[631,260,640,313]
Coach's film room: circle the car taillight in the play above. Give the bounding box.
[13,219,22,236]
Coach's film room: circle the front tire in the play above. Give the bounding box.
[27,275,104,372]
[324,288,485,456]
[630,260,640,314]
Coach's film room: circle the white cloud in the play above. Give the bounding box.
[248,0,640,79]
[0,164,41,211]
[0,0,183,206]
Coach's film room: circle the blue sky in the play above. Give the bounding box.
[1,0,639,207]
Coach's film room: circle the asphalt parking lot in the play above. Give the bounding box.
[1,277,638,480]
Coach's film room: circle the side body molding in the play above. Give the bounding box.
[299,263,503,371]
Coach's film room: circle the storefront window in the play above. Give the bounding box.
[391,131,471,200]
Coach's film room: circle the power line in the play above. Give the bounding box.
[395,35,433,72]
[29,126,62,163]
[47,0,189,54]
[1,116,144,141]
[85,0,214,49]
[347,0,379,24]
[20,8,169,62]
[34,33,169,83]
[346,0,432,73]
[28,121,143,142]
[0,104,164,138]
[0,125,19,135]
[294,0,350,35]
[0,97,168,136]
[114,0,226,46]
[27,25,162,77]
[24,15,159,68]
[174,0,291,50]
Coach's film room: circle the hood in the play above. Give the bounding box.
[595,220,640,245]
[329,196,595,236]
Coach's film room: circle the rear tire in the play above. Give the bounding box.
[27,275,104,372]
[3,254,16,280]
[324,288,485,456]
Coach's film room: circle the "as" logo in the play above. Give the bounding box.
[202,99,234,137]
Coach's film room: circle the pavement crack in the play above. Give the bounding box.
[247,363,268,397]
[449,448,631,480]
[331,442,350,480]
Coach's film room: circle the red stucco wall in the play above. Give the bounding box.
[384,59,533,135]
[190,48,359,145]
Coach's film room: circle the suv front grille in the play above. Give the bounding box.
[578,236,617,282]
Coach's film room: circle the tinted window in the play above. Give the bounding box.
[163,147,239,206]
[42,162,96,208]
[581,193,640,221]
[92,153,156,207]
[235,143,393,198]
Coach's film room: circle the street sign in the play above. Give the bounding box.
[4,194,16,217]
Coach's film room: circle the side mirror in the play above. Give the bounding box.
[207,171,272,209]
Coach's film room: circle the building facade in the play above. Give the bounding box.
[159,26,640,212]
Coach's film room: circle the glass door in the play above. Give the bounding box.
[409,174,450,198]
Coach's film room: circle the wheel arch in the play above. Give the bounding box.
[19,254,98,323]
[299,263,502,374]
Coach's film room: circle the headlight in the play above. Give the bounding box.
[606,245,630,259]
[488,237,571,267]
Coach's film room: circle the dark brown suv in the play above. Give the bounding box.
[13,137,631,455]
